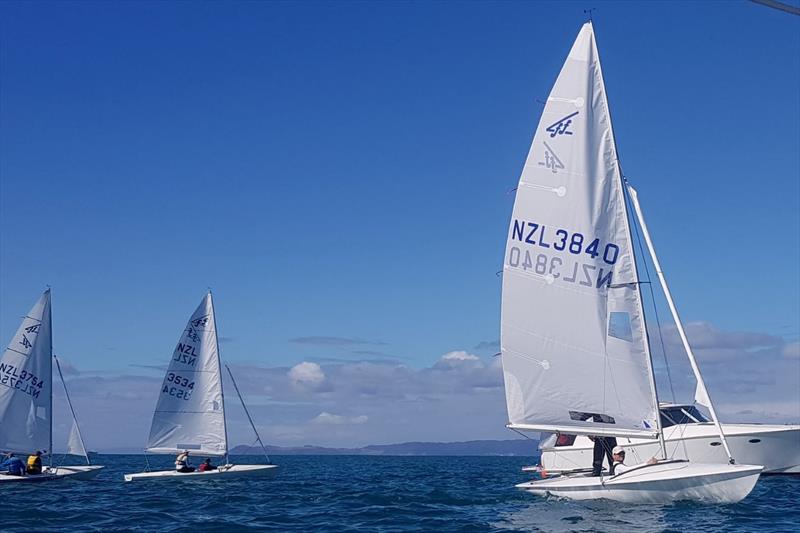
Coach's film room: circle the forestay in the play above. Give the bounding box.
[501,22,658,438]
[146,293,227,456]
[0,290,53,454]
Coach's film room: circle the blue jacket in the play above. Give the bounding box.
[1,456,26,475]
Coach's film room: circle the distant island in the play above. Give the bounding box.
[95,438,539,456]
[230,438,539,456]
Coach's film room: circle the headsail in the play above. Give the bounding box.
[501,23,659,438]
[67,419,86,458]
[146,293,227,456]
[0,290,53,454]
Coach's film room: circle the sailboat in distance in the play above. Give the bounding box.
[500,22,762,503]
[0,290,104,483]
[124,292,277,481]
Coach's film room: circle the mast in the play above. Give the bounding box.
[226,365,272,465]
[209,291,230,464]
[626,185,736,463]
[589,26,667,460]
[54,355,90,465]
[48,289,53,467]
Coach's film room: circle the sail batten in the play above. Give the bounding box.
[146,293,227,456]
[501,22,658,436]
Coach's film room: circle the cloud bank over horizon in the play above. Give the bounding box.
[50,321,799,452]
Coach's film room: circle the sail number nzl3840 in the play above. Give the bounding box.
[508,219,620,289]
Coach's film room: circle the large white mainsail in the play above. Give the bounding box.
[501,22,659,438]
[146,293,227,456]
[0,290,52,454]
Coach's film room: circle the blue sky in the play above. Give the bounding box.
[1,1,798,448]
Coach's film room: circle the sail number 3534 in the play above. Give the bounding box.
[162,372,195,401]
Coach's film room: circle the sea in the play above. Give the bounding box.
[2,455,798,532]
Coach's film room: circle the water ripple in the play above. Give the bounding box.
[1,455,797,532]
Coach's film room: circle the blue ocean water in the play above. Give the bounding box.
[2,455,798,532]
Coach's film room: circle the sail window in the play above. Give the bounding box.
[569,411,616,424]
[608,312,633,342]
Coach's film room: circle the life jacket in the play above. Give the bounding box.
[27,455,42,474]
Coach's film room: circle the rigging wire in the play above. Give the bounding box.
[623,177,677,403]
[623,176,690,461]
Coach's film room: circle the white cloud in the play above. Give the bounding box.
[440,350,480,361]
[311,412,368,425]
[288,361,325,386]
[46,322,799,450]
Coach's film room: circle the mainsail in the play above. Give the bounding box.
[0,290,53,454]
[146,293,228,456]
[501,22,659,438]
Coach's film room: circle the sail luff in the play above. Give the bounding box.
[48,290,53,465]
[500,22,659,437]
[209,291,230,461]
[587,25,667,458]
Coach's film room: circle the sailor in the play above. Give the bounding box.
[1,453,26,476]
[589,436,617,476]
[610,446,658,475]
[26,450,43,475]
[198,458,217,472]
[175,450,195,473]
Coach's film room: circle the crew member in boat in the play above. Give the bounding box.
[26,450,43,475]
[1,453,26,476]
[198,458,216,472]
[589,436,617,476]
[175,450,195,473]
[610,446,657,475]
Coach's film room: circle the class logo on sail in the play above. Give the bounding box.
[546,111,578,137]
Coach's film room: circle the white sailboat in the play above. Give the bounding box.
[124,292,277,482]
[500,22,762,503]
[0,290,104,483]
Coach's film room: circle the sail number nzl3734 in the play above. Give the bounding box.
[508,219,620,289]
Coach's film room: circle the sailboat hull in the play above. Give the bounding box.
[124,463,278,482]
[0,465,104,483]
[516,461,762,503]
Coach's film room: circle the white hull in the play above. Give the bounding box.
[541,423,800,474]
[517,461,762,503]
[124,463,278,482]
[0,465,104,483]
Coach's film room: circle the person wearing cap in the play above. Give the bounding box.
[175,450,195,473]
[610,446,658,475]
[1,453,26,476]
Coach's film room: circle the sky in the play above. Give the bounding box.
[1,1,798,450]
